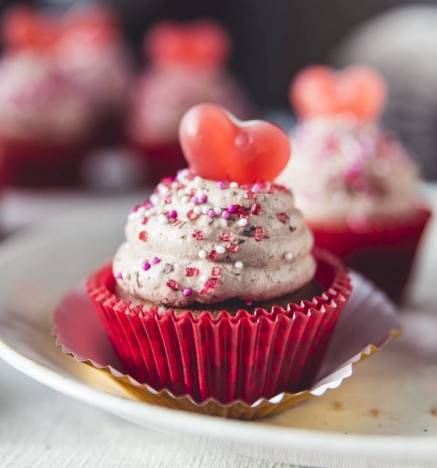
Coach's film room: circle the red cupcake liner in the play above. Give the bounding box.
[0,137,90,187]
[309,206,432,303]
[130,140,187,185]
[86,250,352,405]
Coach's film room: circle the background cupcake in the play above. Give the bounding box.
[88,103,351,407]
[278,65,431,302]
[127,20,253,184]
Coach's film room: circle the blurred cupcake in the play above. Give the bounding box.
[0,5,132,186]
[278,65,431,302]
[88,104,351,407]
[127,20,252,184]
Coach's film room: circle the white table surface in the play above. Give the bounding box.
[0,189,299,468]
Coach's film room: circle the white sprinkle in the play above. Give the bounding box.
[214,207,222,216]
[198,249,207,259]
[238,218,248,227]
[181,195,190,204]
[284,252,294,261]
[158,214,168,224]
[150,194,159,205]
[193,206,202,215]
[230,182,239,189]
[158,184,169,194]
[194,176,202,186]
[201,206,209,215]
[216,245,226,254]
[234,261,244,269]
[145,209,154,217]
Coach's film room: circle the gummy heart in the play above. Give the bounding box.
[146,20,230,69]
[291,65,386,121]
[179,104,291,183]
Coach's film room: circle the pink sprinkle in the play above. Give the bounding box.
[227,204,239,214]
[151,257,161,265]
[252,183,262,193]
[208,249,218,261]
[207,209,217,218]
[183,288,193,297]
[185,267,199,277]
[191,196,201,205]
[221,210,230,220]
[217,181,227,189]
[218,232,232,241]
[116,272,123,279]
[187,209,199,221]
[143,262,151,271]
[167,279,179,291]
[167,209,178,220]
[197,192,208,203]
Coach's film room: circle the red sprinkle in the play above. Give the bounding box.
[166,279,180,291]
[141,217,148,225]
[254,226,264,241]
[226,242,239,253]
[138,230,148,241]
[192,230,204,240]
[277,212,289,224]
[218,232,232,241]
[204,277,219,290]
[211,266,222,277]
[185,267,199,277]
[251,203,261,215]
[208,250,218,261]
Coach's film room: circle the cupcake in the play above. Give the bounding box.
[278,65,431,302]
[127,20,252,184]
[0,5,131,186]
[88,103,351,406]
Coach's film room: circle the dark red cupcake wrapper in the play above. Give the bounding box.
[86,249,351,405]
[310,206,432,303]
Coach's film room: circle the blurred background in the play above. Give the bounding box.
[0,0,437,229]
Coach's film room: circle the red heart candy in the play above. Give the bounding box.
[291,65,386,121]
[146,20,230,69]
[179,104,291,183]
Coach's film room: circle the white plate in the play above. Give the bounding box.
[0,196,437,467]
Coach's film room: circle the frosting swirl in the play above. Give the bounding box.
[278,116,419,223]
[114,170,315,307]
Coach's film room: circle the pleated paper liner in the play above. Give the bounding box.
[86,250,352,405]
[309,206,432,303]
[53,272,401,419]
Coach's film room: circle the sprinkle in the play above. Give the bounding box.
[151,257,161,264]
[158,214,168,224]
[192,230,204,240]
[181,195,190,204]
[198,249,207,259]
[251,203,261,215]
[277,212,289,224]
[201,206,210,215]
[141,217,148,225]
[230,182,239,189]
[216,245,226,254]
[150,194,159,205]
[207,208,217,218]
[226,242,239,253]
[218,232,232,241]
[198,192,208,203]
[208,250,218,261]
[186,210,199,221]
[167,209,178,220]
[194,176,202,186]
[167,279,179,291]
[221,210,230,220]
[238,218,248,227]
[252,183,262,193]
[116,272,123,279]
[234,261,244,269]
[254,226,264,241]
[284,252,294,261]
[183,288,193,297]
[185,267,199,277]
[164,195,172,204]
[227,204,239,214]
[193,206,202,215]
[158,184,169,194]
[204,277,219,290]
[191,196,201,205]
[214,207,222,216]
[138,230,148,241]
[211,266,222,277]
[142,262,151,271]
[217,181,227,189]
[171,181,179,189]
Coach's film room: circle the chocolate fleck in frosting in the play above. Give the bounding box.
[113,169,316,307]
